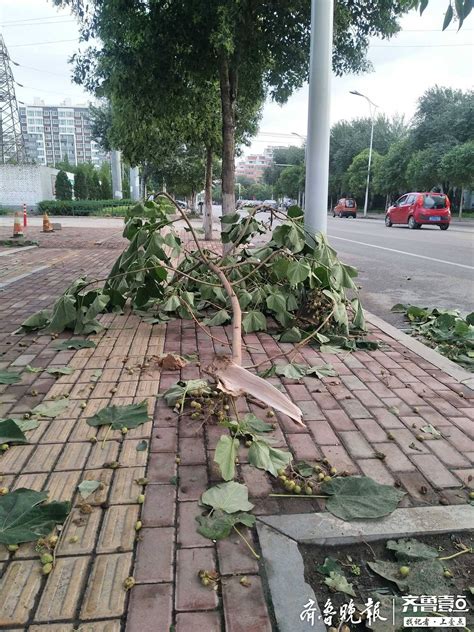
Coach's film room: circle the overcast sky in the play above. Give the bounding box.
[1,0,472,156]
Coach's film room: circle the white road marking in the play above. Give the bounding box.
[329,235,474,270]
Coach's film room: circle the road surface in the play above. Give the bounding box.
[327,216,474,326]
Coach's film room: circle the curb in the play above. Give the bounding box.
[364,309,474,390]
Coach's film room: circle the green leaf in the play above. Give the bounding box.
[321,476,405,521]
[324,571,356,597]
[47,295,77,333]
[0,488,70,545]
[274,363,307,379]
[352,298,366,330]
[248,440,292,476]
[21,309,51,331]
[242,414,273,434]
[87,401,149,430]
[136,440,148,451]
[0,371,21,385]
[279,327,302,343]
[287,260,311,286]
[162,379,211,407]
[242,311,266,333]
[368,558,449,594]
[442,2,453,29]
[77,480,101,500]
[305,364,338,379]
[214,435,239,481]
[237,290,253,310]
[294,461,314,478]
[419,0,429,14]
[15,418,40,432]
[204,309,231,326]
[266,292,287,313]
[0,419,28,444]
[317,556,341,576]
[272,224,305,253]
[31,399,70,419]
[91,369,102,382]
[46,366,75,377]
[24,365,43,373]
[162,295,181,312]
[196,509,255,540]
[52,339,96,350]
[200,482,254,513]
[386,538,438,561]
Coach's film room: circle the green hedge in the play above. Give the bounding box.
[38,199,134,216]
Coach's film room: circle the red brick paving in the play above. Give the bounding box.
[0,224,473,630]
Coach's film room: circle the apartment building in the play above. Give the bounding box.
[19,99,107,167]
[235,146,285,182]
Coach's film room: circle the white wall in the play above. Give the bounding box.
[0,165,59,208]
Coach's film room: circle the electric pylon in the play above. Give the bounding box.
[0,34,27,164]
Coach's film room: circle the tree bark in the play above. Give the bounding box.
[219,56,237,221]
[204,145,213,240]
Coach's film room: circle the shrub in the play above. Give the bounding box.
[55,170,73,201]
[38,199,134,216]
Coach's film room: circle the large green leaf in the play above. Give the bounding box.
[196,509,255,540]
[162,379,211,407]
[77,480,101,500]
[201,482,254,513]
[31,399,70,419]
[0,488,70,544]
[204,309,231,326]
[0,371,21,385]
[242,311,267,333]
[317,557,341,576]
[266,292,287,313]
[274,363,307,379]
[386,538,438,562]
[0,419,28,444]
[324,571,356,597]
[248,440,292,476]
[52,339,96,350]
[305,364,338,379]
[21,309,51,331]
[87,401,149,430]
[214,435,239,481]
[321,476,405,521]
[368,558,449,595]
[15,418,40,432]
[242,414,273,434]
[47,295,77,333]
[46,366,75,377]
[287,260,311,286]
[279,327,302,342]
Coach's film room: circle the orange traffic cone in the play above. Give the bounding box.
[42,212,54,233]
[23,203,27,227]
[13,212,24,238]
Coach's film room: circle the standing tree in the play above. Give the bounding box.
[73,166,88,199]
[98,162,112,199]
[346,149,382,203]
[55,0,419,223]
[55,170,73,201]
[441,141,474,217]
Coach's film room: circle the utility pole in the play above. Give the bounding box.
[129,166,140,201]
[349,90,378,217]
[304,0,334,236]
[0,35,27,164]
[111,149,122,199]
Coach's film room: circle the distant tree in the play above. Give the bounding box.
[73,166,88,199]
[405,147,444,192]
[90,100,113,152]
[55,155,75,174]
[373,138,412,200]
[98,162,112,199]
[55,170,73,200]
[347,148,382,201]
[236,175,254,188]
[88,170,102,199]
[263,145,305,187]
[246,183,272,201]
[441,141,474,217]
[275,165,305,199]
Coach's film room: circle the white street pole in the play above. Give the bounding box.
[304,0,334,236]
[129,166,140,201]
[363,116,375,217]
[349,91,378,217]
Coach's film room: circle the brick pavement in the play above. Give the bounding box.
[0,225,473,630]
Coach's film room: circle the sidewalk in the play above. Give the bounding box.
[0,226,472,630]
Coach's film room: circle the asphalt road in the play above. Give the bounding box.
[327,216,474,326]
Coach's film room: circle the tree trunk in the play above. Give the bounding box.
[459,187,464,219]
[204,145,213,240]
[219,56,237,221]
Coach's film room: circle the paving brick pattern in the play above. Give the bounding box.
[0,225,473,630]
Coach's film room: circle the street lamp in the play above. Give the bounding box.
[349,90,378,217]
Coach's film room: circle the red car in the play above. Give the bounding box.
[385,192,451,230]
[333,198,357,218]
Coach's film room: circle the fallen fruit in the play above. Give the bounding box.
[123,576,135,590]
[399,566,410,577]
[469,491,474,500]
[135,520,142,531]
[1,444,9,451]
[7,544,19,552]
[137,494,145,504]
[42,563,53,575]
[121,427,128,435]
[40,553,53,564]
[48,535,59,546]
[444,570,453,578]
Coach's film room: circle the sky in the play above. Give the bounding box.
[1,0,472,156]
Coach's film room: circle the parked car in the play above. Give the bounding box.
[333,198,357,218]
[385,192,451,230]
[263,199,278,209]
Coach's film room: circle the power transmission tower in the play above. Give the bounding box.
[0,34,27,164]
